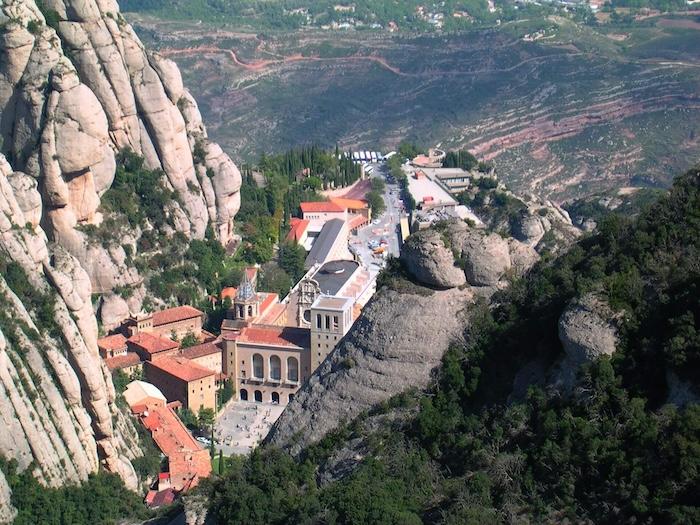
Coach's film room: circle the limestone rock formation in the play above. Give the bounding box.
[0,152,141,516]
[551,293,619,392]
[400,229,466,288]
[0,0,241,301]
[461,230,511,287]
[267,285,472,455]
[0,0,241,507]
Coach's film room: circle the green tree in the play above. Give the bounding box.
[278,242,306,282]
[366,190,386,217]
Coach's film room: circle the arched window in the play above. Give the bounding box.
[252,354,264,379]
[271,392,280,404]
[287,357,299,382]
[288,393,295,403]
[239,389,248,401]
[237,305,244,318]
[248,305,254,317]
[269,355,281,380]
[254,390,263,402]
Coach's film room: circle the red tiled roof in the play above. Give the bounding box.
[330,197,368,209]
[258,292,279,316]
[348,214,367,230]
[104,351,142,371]
[148,356,215,382]
[139,404,211,493]
[180,342,221,360]
[300,201,344,213]
[221,287,237,300]
[146,487,177,508]
[200,330,218,343]
[97,334,127,351]
[131,404,148,415]
[285,218,310,242]
[152,306,203,327]
[128,332,179,357]
[245,267,258,281]
[237,325,310,349]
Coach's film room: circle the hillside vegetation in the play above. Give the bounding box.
[201,168,700,523]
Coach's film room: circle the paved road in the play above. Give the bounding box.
[350,163,404,280]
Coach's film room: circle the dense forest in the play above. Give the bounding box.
[202,168,700,523]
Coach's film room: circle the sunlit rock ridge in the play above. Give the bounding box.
[0,0,241,519]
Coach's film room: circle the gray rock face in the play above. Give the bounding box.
[400,229,466,288]
[513,212,547,246]
[461,230,511,287]
[0,152,141,504]
[558,293,618,364]
[267,285,473,455]
[0,0,242,297]
[0,0,243,499]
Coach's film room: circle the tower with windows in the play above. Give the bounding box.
[309,295,354,370]
[233,271,259,322]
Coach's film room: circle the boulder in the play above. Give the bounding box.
[461,230,511,286]
[98,293,130,331]
[400,229,466,288]
[558,293,618,364]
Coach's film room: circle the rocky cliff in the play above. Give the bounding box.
[1,0,241,305]
[0,0,241,517]
[268,218,551,454]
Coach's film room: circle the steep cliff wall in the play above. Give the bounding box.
[0,0,242,517]
[0,0,241,298]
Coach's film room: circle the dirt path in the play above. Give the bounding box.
[159,45,408,76]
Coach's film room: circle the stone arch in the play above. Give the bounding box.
[271,392,280,404]
[289,393,295,403]
[239,388,248,401]
[252,353,264,379]
[254,390,263,403]
[287,356,299,382]
[269,355,281,380]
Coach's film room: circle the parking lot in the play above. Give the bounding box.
[214,401,285,456]
[351,163,404,279]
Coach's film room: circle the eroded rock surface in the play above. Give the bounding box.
[400,229,466,288]
[267,285,472,455]
[0,0,239,502]
[0,0,241,300]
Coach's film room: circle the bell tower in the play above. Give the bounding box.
[233,271,259,322]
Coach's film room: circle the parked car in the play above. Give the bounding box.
[196,436,211,446]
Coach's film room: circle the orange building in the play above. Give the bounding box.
[145,356,217,412]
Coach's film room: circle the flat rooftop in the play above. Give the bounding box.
[311,295,354,311]
[311,260,360,296]
[407,171,457,208]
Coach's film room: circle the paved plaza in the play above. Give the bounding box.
[214,401,285,456]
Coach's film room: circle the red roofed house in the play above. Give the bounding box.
[145,356,217,411]
[98,333,142,375]
[126,305,204,341]
[285,217,310,245]
[220,324,311,405]
[180,341,223,375]
[97,334,127,358]
[300,201,348,226]
[127,332,180,362]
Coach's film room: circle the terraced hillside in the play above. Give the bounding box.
[128,14,700,199]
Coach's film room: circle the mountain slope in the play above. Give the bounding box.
[0,0,243,517]
[202,168,700,524]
